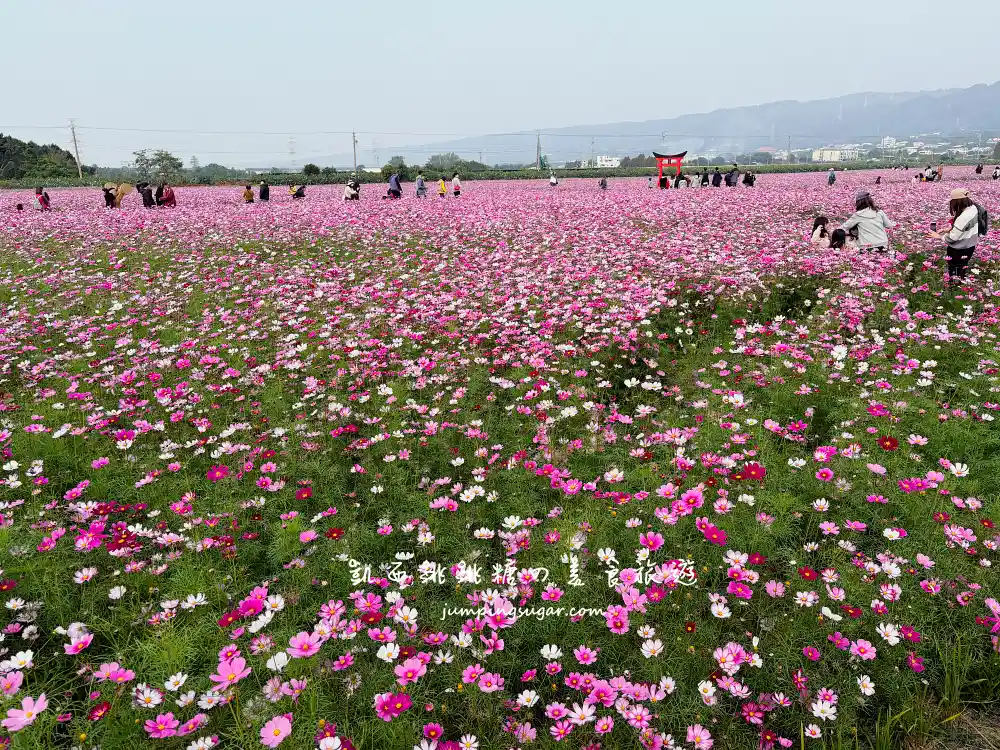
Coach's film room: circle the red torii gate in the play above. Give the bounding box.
[654,150,687,188]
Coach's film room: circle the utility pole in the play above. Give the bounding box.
[787,133,791,161]
[352,129,358,175]
[591,137,596,168]
[536,132,541,170]
[288,137,296,171]
[69,119,83,179]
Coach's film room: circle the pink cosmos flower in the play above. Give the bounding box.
[260,714,292,747]
[394,657,426,686]
[850,639,877,661]
[0,671,23,696]
[210,656,252,690]
[478,672,504,692]
[639,531,664,551]
[64,633,94,654]
[687,723,714,749]
[144,712,179,738]
[2,693,47,732]
[461,663,484,684]
[287,631,322,658]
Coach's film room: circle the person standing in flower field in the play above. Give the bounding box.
[159,183,176,207]
[437,176,448,198]
[927,187,985,283]
[827,167,836,186]
[840,190,894,251]
[242,185,254,203]
[415,172,427,197]
[452,172,462,197]
[258,181,270,201]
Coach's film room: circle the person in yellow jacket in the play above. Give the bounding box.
[437,177,447,198]
[242,185,254,203]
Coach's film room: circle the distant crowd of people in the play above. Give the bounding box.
[642,164,755,190]
[99,182,175,209]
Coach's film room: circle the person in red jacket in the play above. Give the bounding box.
[34,187,51,211]
[160,184,176,207]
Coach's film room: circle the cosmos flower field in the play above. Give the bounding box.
[2,170,1000,749]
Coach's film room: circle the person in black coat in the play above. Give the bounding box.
[711,169,723,187]
[259,181,270,201]
[102,187,116,208]
[154,184,165,205]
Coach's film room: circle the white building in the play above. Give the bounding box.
[880,136,897,149]
[812,148,861,162]
[594,155,621,168]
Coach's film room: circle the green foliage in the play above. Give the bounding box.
[0,133,80,180]
[302,163,320,176]
[131,149,184,182]
[426,152,460,170]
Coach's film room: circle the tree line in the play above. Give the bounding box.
[0,134,96,180]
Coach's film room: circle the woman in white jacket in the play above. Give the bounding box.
[928,188,980,282]
[840,191,895,251]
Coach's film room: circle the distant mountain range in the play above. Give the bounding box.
[331,81,1000,168]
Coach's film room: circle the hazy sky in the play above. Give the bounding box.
[6,0,1000,168]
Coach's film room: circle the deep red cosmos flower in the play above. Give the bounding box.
[877,435,899,451]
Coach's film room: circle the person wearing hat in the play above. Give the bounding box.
[259,181,270,202]
[927,188,980,282]
[840,190,894,251]
[827,168,836,186]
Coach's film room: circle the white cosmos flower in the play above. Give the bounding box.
[266,651,289,673]
[858,675,876,696]
[811,700,837,721]
[516,690,539,707]
[540,644,563,660]
[164,672,188,691]
[641,638,664,658]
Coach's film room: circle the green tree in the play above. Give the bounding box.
[321,166,338,176]
[539,155,549,170]
[387,155,406,168]
[302,163,320,176]
[132,149,184,181]
[189,155,200,173]
[992,142,1000,161]
[426,153,459,170]
[0,134,79,179]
